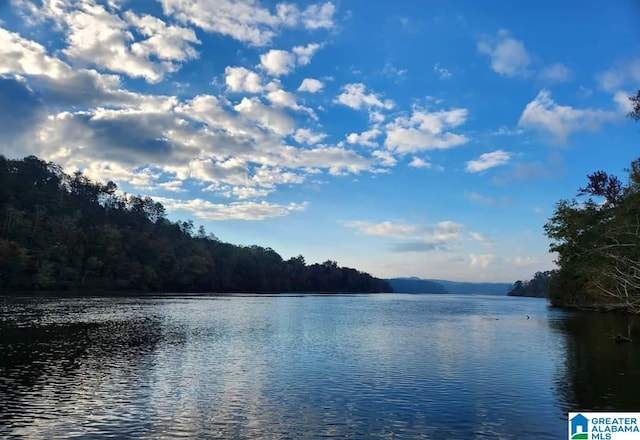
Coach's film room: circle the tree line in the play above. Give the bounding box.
[507,271,551,298]
[517,90,640,312]
[0,155,391,293]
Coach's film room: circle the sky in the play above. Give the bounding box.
[1,0,639,282]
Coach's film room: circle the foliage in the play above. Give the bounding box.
[0,155,391,294]
[507,271,551,297]
[544,159,640,312]
[629,90,640,122]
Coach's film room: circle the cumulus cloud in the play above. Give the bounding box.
[258,44,323,77]
[293,128,327,145]
[518,89,617,143]
[478,30,530,77]
[346,129,381,147]
[266,88,316,119]
[225,66,263,93]
[0,29,148,108]
[292,43,323,65]
[298,78,324,93]
[124,11,201,62]
[408,157,432,168]
[234,96,295,135]
[335,83,394,111]
[260,49,296,76]
[159,0,336,46]
[8,1,199,83]
[59,2,196,82]
[300,2,336,29]
[384,108,469,153]
[465,150,511,173]
[0,0,386,219]
[372,150,397,167]
[155,197,307,220]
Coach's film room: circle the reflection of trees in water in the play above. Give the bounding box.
[0,310,163,432]
[550,311,640,412]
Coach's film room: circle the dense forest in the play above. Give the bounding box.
[507,271,551,298]
[0,155,391,293]
[542,90,640,312]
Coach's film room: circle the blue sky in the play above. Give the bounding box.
[1,0,639,282]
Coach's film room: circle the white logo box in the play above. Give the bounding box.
[569,412,640,440]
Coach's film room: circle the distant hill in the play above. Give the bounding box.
[430,279,511,295]
[387,277,511,295]
[385,278,448,294]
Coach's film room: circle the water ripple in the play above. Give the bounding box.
[2,294,637,438]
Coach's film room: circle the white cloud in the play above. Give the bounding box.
[159,0,335,46]
[156,197,307,220]
[187,158,250,186]
[477,30,530,77]
[344,220,464,252]
[344,221,422,238]
[468,231,495,248]
[433,63,452,79]
[287,146,374,175]
[265,88,297,107]
[250,165,306,188]
[470,254,495,268]
[465,150,511,173]
[408,157,431,168]
[0,27,69,79]
[384,108,469,153]
[292,43,322,65]
[301,2,336,29]
[293,128,327,145]
[335,83,394,111]
[266,88,317,119]
[613,90,634,113]
[538,63,572,83]
[518,89,617,143]
[234,96,295,135]
[492,126,523,136]
[221,186,272,200]
[158,180,186,192]
[124,11,200,62]
[60,2,184,82]
[298,78,324,93]
[597,60,640,91]
[372,150,397,167]
[225,66,263,93]
[260,49,296,76]
[346,129,381,147]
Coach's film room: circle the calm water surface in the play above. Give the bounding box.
[1,294,640,439]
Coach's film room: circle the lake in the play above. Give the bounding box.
[1,294,639,439]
